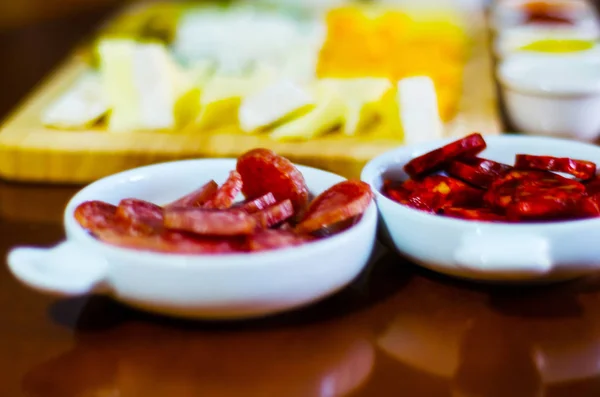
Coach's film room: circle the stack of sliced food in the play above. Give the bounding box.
[42,3,468,145]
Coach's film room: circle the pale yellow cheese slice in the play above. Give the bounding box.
[270,84,345,141]
[98,39,194,132]
[320,78,394,136]
[42,72,108,129]
[397,76,444,144]
[239,79,315,133]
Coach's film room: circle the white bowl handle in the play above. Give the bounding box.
[7,241,108,296]
[454,231,553,279]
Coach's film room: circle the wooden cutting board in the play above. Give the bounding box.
[0,2,501,184]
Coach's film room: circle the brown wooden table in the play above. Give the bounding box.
[3,2,600,396]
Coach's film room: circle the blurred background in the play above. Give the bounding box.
[1,0,599,184]
[0,0,125,118]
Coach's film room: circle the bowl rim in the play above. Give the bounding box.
[497,54,600,97]
[63,158,378,267]
[360,134,600,232]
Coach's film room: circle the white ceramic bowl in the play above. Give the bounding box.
[361,135,600,283]
[7,159,377,319]
[498,55,600,141]
[490,0,599,34]
[493,29,600,60]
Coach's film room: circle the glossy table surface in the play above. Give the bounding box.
[3,2,600,396]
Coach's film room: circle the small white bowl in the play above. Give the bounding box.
[493,28,600,59]
[498,55,600,141]
[7,159,377,320]
[361,135,600,283]
[490,0,599,34]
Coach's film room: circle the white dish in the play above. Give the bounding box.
[490,0,599,34]
[7,159,378,319]
[361,135,600,283]
[498,55,600,141]
[493,28,600,59]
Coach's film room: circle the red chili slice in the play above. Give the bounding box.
[253,199,295,229]
[236,148,309,212]
[115,198,164,235]
[247,229,314,252]
[403,133,487,178]
[577,195,600,218]
[96,229,244,254]
[237,192,278,214]
[445,186,485,209]
[164,208,257,236]
[484,170,585,210]
[397,176,484,213]
[460,157,513,175]
[584,177,600,195]
[382,179,421,204]
[165,180,219,209]
[384,185,411,205]
[505,195,582,221]
[446,157,511,189]
[74,201,120,233]
[297,180,373,234]
[441,207,506,222]
[514,154,596,180]
[523,1,575,25]
[204,171,243,210]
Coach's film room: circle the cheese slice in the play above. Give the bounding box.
[195,66,274,130]
[98,39,191,132]
[397,76,444,144]
[42,72,108,129]
[320,78,393,135]
[239,79,315,133]
[175,60,216,129]
[270,84,345,141]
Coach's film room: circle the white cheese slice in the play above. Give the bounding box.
[42,72,108,129]
[320,78,393,135]
[397,76,444,144]
[98,39,193,132]
[239,79,315,133]
[132,43,176,130]
[195,77,257,129]
[195,66,275,130]
[270,85,345,141]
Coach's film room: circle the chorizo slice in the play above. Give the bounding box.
[310,216,362,238]
[514,154,596,180]
[96,229,244,254]
[403,133,487,178]
[247,229,314,252]
[236,148,309,212]
[115,198,164,235]
[252,199,295,229]
[164,207,257,236]
[74,201,120,233]
[165,180,219,209]
[203,171,243,210]
[236,193,277,214]
[297,180,373,234]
